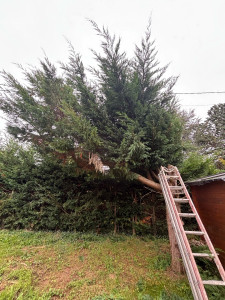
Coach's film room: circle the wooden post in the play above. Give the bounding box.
[167,207,184,274]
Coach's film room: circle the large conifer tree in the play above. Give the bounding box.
[0,22,182,190]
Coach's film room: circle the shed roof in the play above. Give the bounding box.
[186,172,225,186]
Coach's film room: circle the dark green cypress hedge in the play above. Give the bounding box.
[0,141,167,235]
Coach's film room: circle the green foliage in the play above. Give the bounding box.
[0,21,183,262]
[203,103,225,154]
[150,252,171,271]
[0,21,182,177]
[179,152,220,181]
[180,104,225,173]
[178,106,224,180]
[0,141,167,234]
[194,103,225,171]
[179,109,201,153]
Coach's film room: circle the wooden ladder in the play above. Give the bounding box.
[159,166,225,300]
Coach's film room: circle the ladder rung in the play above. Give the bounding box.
[193,253,215,258]
[185,231,205,235]
[170,186,183,189]
[202,280,225,286]
[166,175,179,179]
[179,213,196,218]
[174,198,189,203]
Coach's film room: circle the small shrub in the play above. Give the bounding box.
[180,152,219,181]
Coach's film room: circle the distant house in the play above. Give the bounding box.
[186,173,225,267]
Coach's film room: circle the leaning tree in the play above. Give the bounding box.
[0,22,183,271]
[0,21,182,188]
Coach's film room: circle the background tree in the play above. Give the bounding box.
[178,109,201,154]
[179,103,225,178]
[194,103,225,156]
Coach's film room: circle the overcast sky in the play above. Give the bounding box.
[0,0,225,133]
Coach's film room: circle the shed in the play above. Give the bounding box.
[186,173,225,267]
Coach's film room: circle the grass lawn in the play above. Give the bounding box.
[0,230,192,299]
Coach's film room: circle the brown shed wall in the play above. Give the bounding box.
[190,180,225,267]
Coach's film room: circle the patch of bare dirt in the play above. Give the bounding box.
[35,249,91,290]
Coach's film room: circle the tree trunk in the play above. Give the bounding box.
[166,206,184,274]
[134,173,162,191]
[132,192,137,235]
[152,205,156,236]
[114,203,117,235]
[132,216,136,235]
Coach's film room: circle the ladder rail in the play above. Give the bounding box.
[159,166,225,299]
[159,170,207,300]
[172,166,225,281]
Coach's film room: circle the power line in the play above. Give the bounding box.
[175,91,225,95]
[181,104,218,107]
